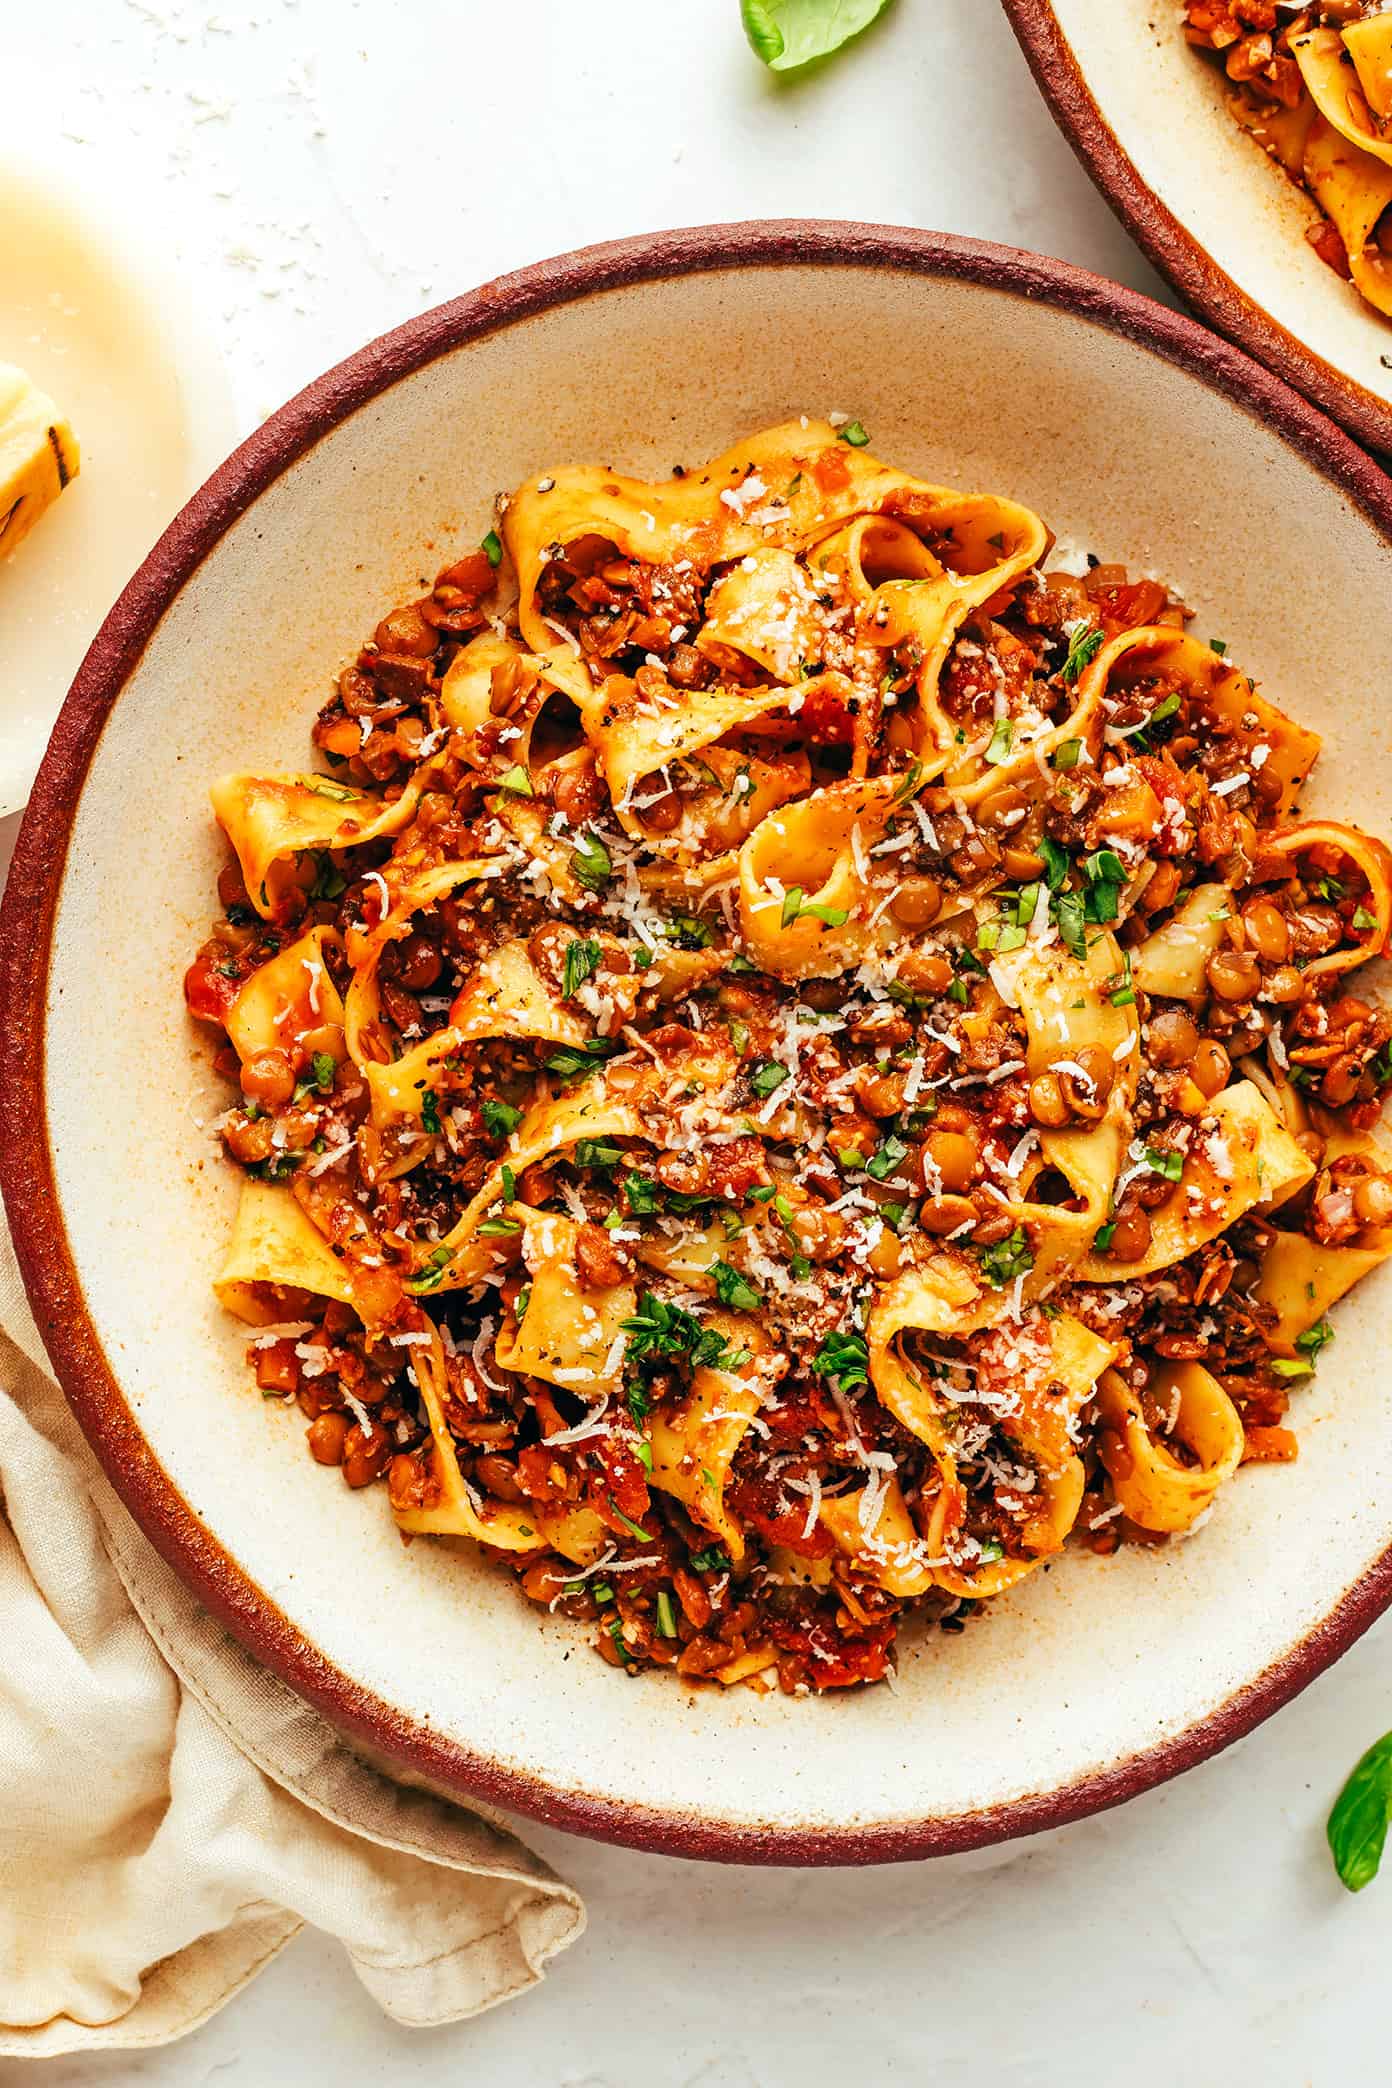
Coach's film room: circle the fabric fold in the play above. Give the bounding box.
[0,1237,583,2059]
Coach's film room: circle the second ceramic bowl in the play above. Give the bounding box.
[1004,0,1392,457]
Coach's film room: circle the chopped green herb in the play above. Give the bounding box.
[1061,623,1104,685]
[1143,1146,1184,1182]
[712,1260,762,1313]
[497,765,533,797]
[865,1133,910,1182]
[310,1051,337,1094]
[481,528,503,568]
[838,419,870,446]
[978,1227,1033,1287]
[622,1292,740,1371]
[1108,951,1135,1008]
[308,852,346,901]
[609,1498,653,1542]
[749,1060,789,1099]
[1270,1356,1313,1380]
[1209,638,1228,656]
[481,1098,522,1139]
[811,1327,869,1390]
[300,774,360,803]
[1053,887,1088,961]
[478,1214,522,1238]
[544,1039,617,1083]
[623,1171,661,1216]
[985,717,1014,767]
[570,831,612,891]
[421,1089,442,1136]
[1354,905,1379,933]
[413,1244,455,1291]
[563,937,602,999]
[1040,835,1070,891]
[1296,1319,1334,1360]
[655,1590,678,1639]
[634,1439,654,1474]
[576,1138,622,1171]
[1051,738,1083,772]
[689,1544,729,1574]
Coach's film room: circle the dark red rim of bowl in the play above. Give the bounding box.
[4,220,1392,1866]
[1000,0,1392,460]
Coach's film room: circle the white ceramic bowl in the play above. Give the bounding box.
[5,224,1392,1862]
[1003,0,1392,457]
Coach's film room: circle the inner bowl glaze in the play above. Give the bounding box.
[4,223,1392,1863]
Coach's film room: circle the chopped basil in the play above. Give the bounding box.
[780,885,849,929]
[562,937,602,999]
[1052,887,1088,962]
[308,852,346,901]
[811,1327,869,1390]
[712,1260,761,1312]
[609,1498,653,1542]
[622,1292,740,1371]
[300,774,360,803]
[576,1138,622,1171]
[978,1227,1033,1287]
[1040,835,1070,891]
[984,717,1014,767]
[664,912,715,949]
[623,1170,661,1216]
[865,1133,910,1182]
[1060,623,1104,685]
[570,831,612,890]
[1328,1730,1392,1891]
[544,1039,617,1083]
[1296,1319,1334,1360]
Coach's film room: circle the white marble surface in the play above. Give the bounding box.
[5,0,1392,2081]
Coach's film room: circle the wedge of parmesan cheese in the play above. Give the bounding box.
[0,362,79,559]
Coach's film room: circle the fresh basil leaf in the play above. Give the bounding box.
[1328,1730,1392,1891]
[740,0,892,74]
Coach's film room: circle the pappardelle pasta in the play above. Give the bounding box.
[1184,2,1392,320]
[186,418,1392,1694]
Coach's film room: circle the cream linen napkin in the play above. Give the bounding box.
[0,1230,584,2058]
